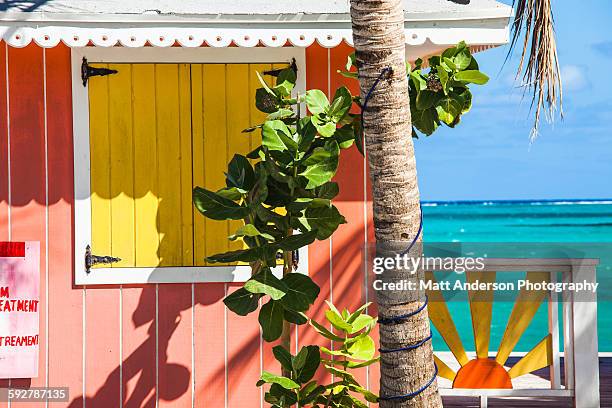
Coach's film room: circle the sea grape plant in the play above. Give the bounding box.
[257,302,379,407]
[341,41,489,139]
[192,42,486,406]
[192,65,356,349]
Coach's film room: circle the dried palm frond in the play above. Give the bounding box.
[510,0,563,140]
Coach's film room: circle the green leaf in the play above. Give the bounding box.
[349,314,375,334]
[299,205,346,240]
[255,205,288,231]
[311,114,337,138]
[409,71,427,91]
[274,68,297,96]
[345,53,356,71]
[193,187,250,221]
[328,86,352,121]
[283,308,308,325]
[453,51,472,70]
[225,154,255,192]
[348,384,379,403]
[267,108,294,120]
[415,90,442,110]
[346,334,376,361]
[260,371,300,390]
[346,303,371,324]
[281,273,321,312]
[300,382,326,404]
[437,67,449,93]
[346,357,380,369]
[245,268,288,300]
[333,125,355,149]
[250,164,269,205]
[325,309,353,333]
[338,70,358,79]
[259,299,285,342]
[293,345,320,383]
[272,346,293,373]
[309,319,345,342]
[317,182,339,200]
[299,140,340,189]
[276,231,318,252]
[453,70,489,85]
[206,246,276,264]
[459,88,473,113]
[262,120,298,152]
[215,187,243,201]
[324,365,358,384]
[443,57,457,71]
[297,116,317,152]
[412,107,437,136]
[223,288,262,316]
[435,97,463,125]
[255,87,278,114]
[305,89,329,115]
[348,395,369,408]
[266,383,298,406]
[228,224,274,242]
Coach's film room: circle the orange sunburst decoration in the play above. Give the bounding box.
[427,270,553,389]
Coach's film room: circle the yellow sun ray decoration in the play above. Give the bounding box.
[426,270,554,389]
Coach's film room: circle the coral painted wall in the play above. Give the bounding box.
[0,41,374,407]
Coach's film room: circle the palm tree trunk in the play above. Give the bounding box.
[349,0,442,406]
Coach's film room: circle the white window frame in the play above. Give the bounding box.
[71,46,308,285]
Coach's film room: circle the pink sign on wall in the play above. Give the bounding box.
[0,242,40,379]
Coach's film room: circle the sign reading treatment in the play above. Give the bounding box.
[0,242,40,379]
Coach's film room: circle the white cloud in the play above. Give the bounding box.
[560,65,589,91]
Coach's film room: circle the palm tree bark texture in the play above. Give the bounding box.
[349,0,442,407]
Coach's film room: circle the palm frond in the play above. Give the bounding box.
[510,0,562,139]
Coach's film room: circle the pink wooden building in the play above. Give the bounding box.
[0,1,512,406]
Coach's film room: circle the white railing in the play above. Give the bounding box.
[429,258,600,408]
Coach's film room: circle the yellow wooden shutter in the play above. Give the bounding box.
[88,63,279,268]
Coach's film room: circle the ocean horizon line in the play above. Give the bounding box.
[421,198,612,206]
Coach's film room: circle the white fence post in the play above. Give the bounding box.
[562,270,575,392]
[548,271,561,389]
[571,264,600,408]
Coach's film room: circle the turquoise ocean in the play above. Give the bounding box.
[421,199,612,353]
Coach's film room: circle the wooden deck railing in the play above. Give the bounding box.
[424,258,600,408]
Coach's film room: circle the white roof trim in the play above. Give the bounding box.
[0,5,511,49]
[0,24,510,50]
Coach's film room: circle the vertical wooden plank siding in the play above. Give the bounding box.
[157,64,193,408]
[194,283,226,408]
[192,63,228,407]
[133,64,160,267]
[0,44,375,407]
[300,44,334,386]
[0,41,10,407]
[86,65,121,408]
[224,63,262,408]
[0,43,8,243]
[6,44,48,405]
[45,44,83,405]
[329,43,369,388]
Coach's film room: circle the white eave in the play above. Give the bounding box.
[0,0,512,54]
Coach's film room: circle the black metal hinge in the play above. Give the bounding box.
[263,58,298,77]
[85,245,121,273]
[81,57,118,87]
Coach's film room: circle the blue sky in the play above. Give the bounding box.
[414,0,612,201]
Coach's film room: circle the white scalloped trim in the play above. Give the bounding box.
[0,26,509,49]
